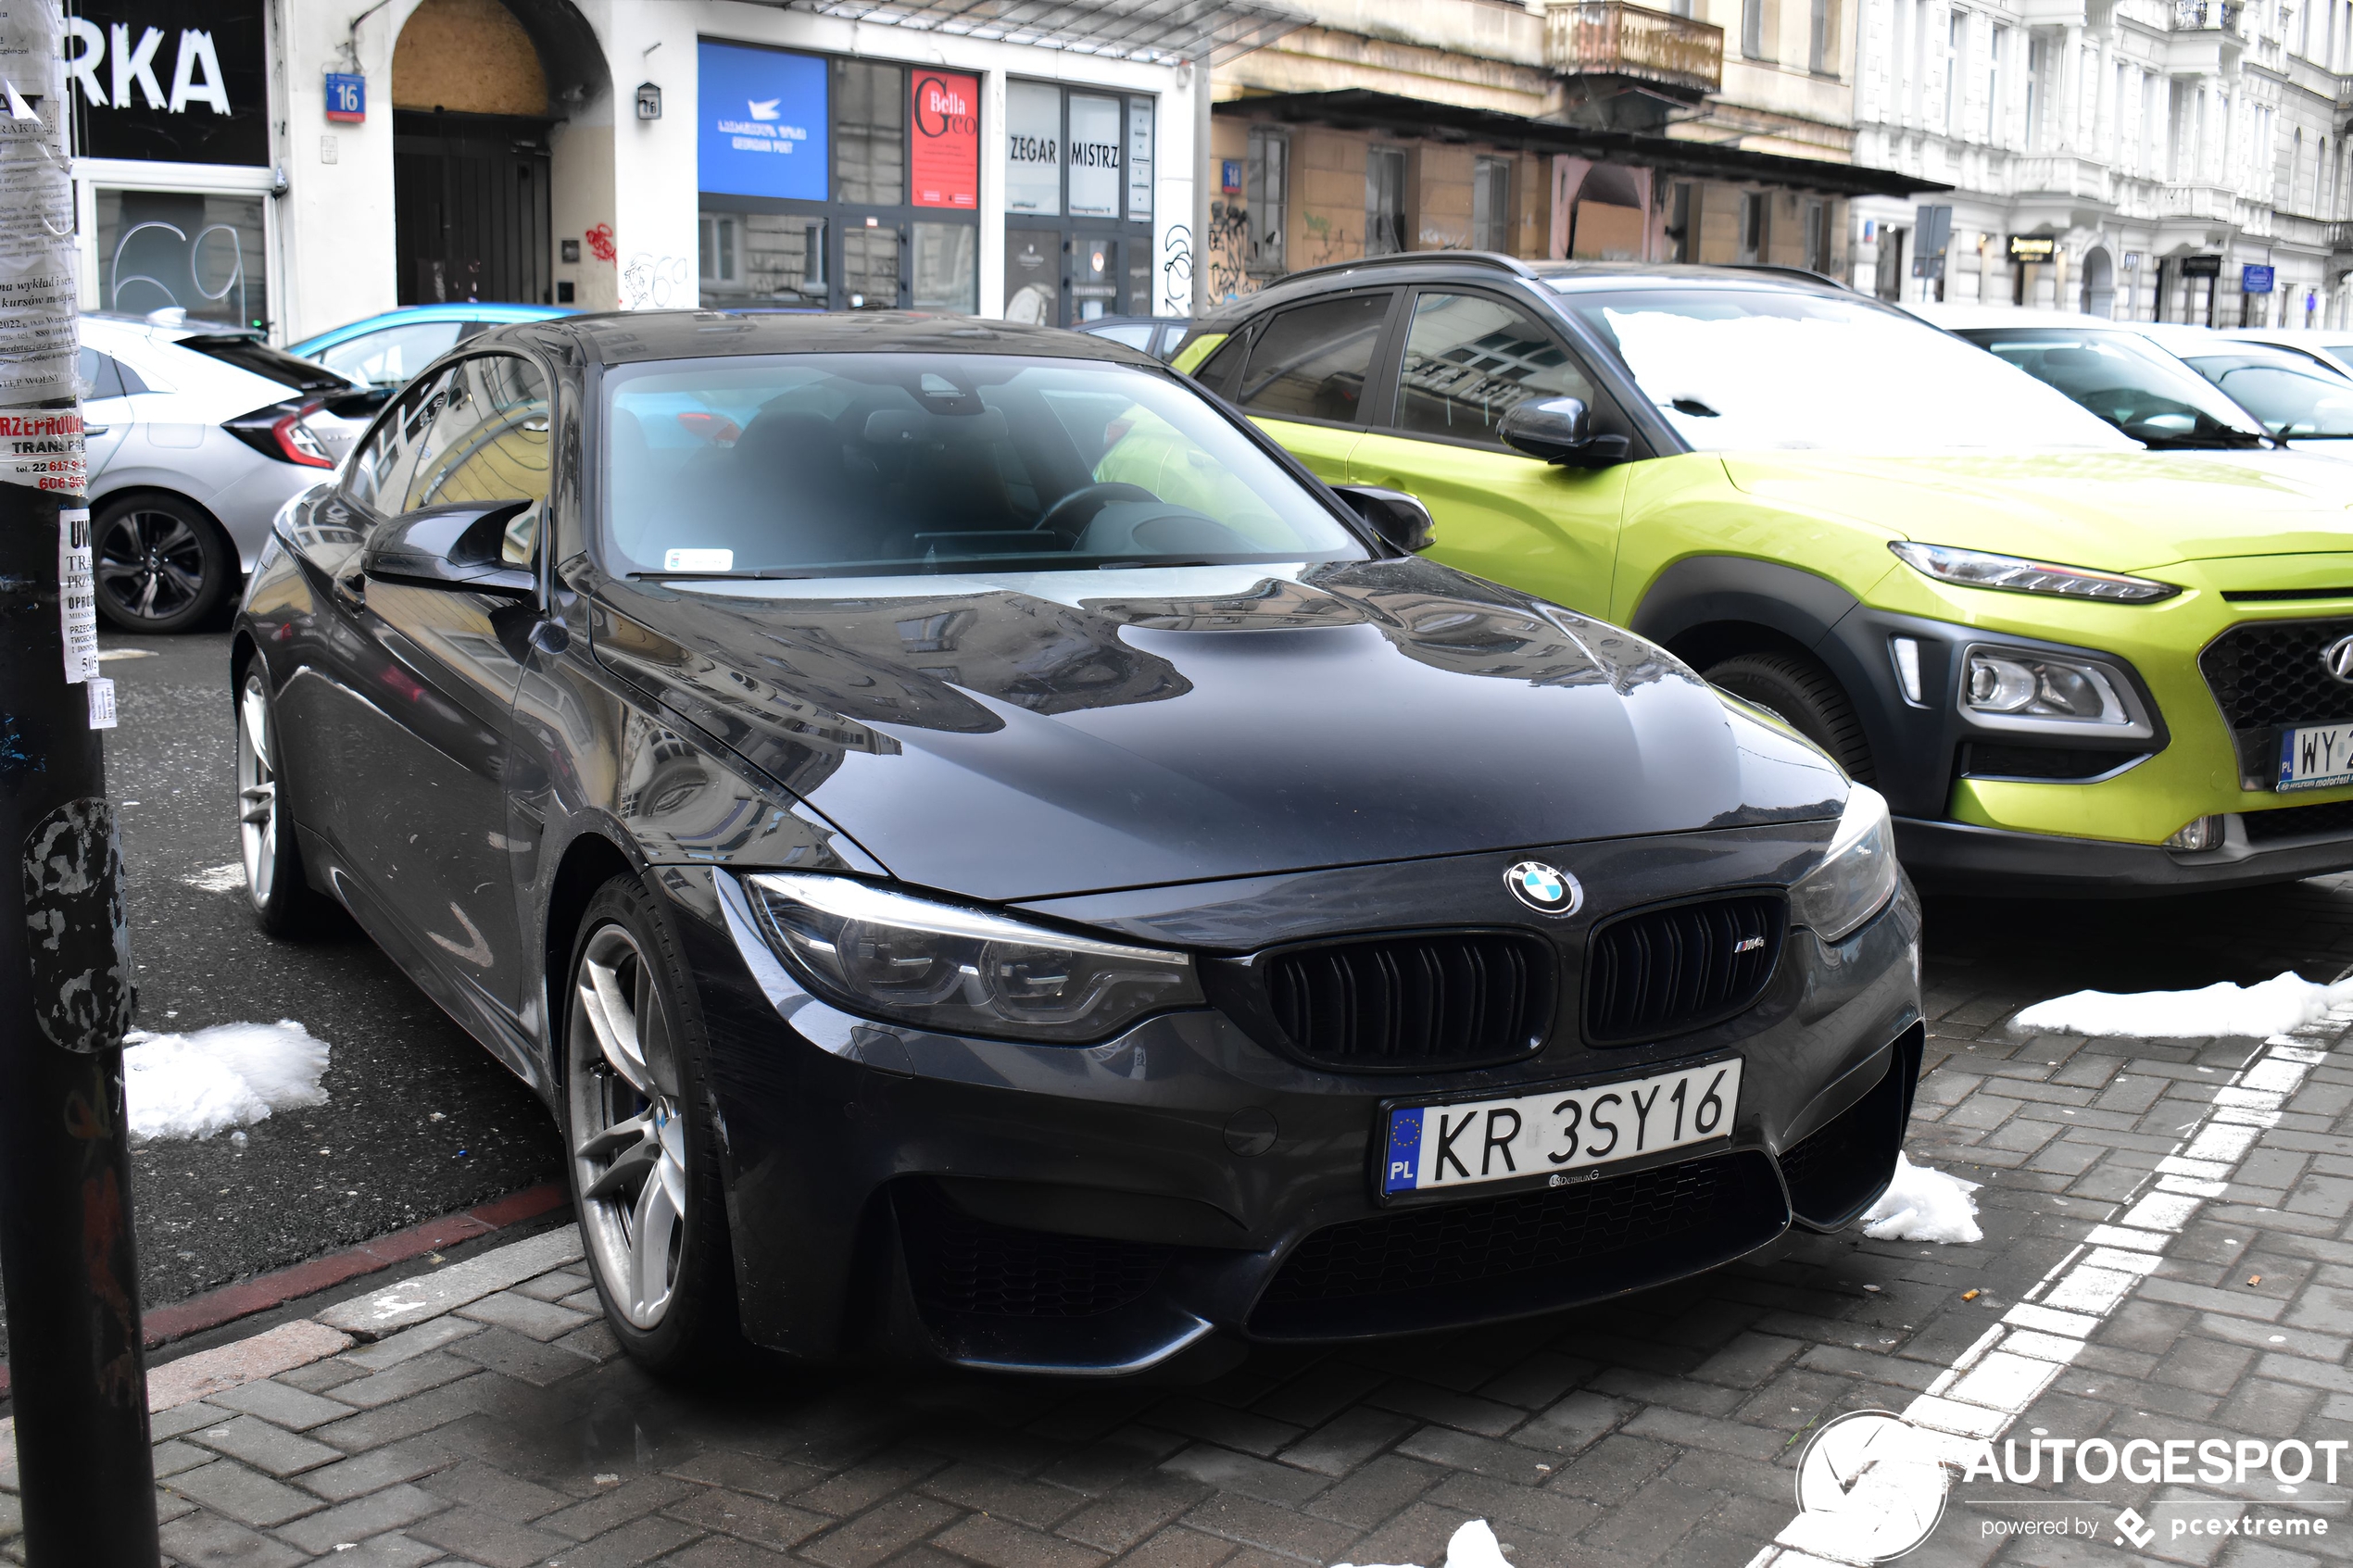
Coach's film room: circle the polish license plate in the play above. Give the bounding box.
[2278,721,2353,791]
[1380,1059,1742,1198]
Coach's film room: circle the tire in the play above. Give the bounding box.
[562,875,742,1375]
[233,667,323,936]
[1704,650,1877,784]
[93,493,233,633]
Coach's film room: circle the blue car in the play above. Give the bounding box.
[289,303,573,390]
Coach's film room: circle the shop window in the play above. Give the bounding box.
[1395,294,1597,445]
[1367,147,1407,257]
[96,189,270,331]
[1238,293,1392,423]
[697,40,976,314]
[1000,81,1160,323]
[1246,129,1288,273]
[1472,158,1513,254]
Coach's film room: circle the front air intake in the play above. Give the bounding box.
[1583,894,1784,1046]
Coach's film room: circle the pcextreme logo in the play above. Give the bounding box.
[1788,1412,2342,1562]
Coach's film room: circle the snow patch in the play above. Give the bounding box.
[2012,972,2353,1039]
[1336,1519,1510,1568]
[1860,1153,1982,1245]
[182,861,246,893]
[123,1020,330,1143]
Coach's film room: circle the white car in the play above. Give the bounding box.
[1905,305,2353,458]
[80,313,379,633]
[2218,326,2353,378]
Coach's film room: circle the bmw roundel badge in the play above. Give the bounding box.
[1504,860,1581,917]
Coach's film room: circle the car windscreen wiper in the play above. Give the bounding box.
[628,569,816,580]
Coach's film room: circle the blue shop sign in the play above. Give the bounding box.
[2243,263,2276,294]
[698,40,827,201]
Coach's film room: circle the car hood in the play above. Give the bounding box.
[587,558,1844,902]
[1722,449,2353,571]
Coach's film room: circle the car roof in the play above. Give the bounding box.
[289,303,573,352]
[489,308,1168,369]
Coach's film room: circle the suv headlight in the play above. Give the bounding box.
[1890,541,2179,603]
[745,872,1202,1044]
[1790,785,1900,943]
[1958,643,2153,738]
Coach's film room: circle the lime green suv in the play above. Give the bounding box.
[1175,256,2353,893]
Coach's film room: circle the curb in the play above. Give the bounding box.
[0,1182,567,1399]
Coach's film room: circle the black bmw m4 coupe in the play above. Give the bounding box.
[232,311,1921,1376]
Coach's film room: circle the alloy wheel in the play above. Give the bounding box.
[96,508,208,623]
[567,923,689,1329]
[235,677,276,909]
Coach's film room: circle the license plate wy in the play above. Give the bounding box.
[1380,1059,1742,1197]
[2278,721,2353,791]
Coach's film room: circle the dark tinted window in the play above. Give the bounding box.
[1238,294,1391,423]
[1395,293,1594,444]
[1191,327,1252,397]
[2186,357,2353,437]
[1959,329,2263,448]
[180,334,352,392]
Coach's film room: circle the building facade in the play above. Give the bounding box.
[62,0,1252,342]
[1850,0,2353,324]
[1196,0,1944,304]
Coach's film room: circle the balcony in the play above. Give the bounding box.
[2173,0,2244,30]
[1546,1,1724,99]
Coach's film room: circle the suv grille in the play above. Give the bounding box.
[1584,895,1783,1046]
[2199,619,2353,732]
[1266,933,1551,1071]
[2244,798,2353,845]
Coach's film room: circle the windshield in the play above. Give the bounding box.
[1955,328,2266,448]
[1553,286,2133,452]
[601,354,1368,578]
[2182,354,2353,439]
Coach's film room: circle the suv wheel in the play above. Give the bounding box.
[1704,650,1877,784]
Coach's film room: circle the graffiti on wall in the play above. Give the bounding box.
[1203,200,1253,304]
[622,254,691,310]
[1160,226,1192,317]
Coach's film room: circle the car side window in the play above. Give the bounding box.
[1236,293,1393,424]
[345,370,450,516]
[1394,292,1598,445]
[1192,326,1253,397]
[403,353,554,565]
[79,348,125,400]
[318,320,466,389]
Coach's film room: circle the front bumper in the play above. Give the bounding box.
[1895,811,2353,895]
[656,824,1923,1374]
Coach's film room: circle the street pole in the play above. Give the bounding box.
[0,2,159,1562]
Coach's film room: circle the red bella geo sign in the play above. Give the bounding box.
[912,71,979,208]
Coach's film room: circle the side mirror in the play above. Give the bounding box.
[1499,397,1632,469]
[361,500,537,598]
[1332,484,1436,553]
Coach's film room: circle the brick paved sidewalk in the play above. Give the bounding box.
[6,887,2351,1568]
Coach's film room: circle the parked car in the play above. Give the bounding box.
[1073,313,1192,362]
[289,303,573,390]
[1905,305,2274,451]
[233,311,1920,1374]
[81,312,381,633]
[2220,326,2353,378]
[1175,255,2353,892]
[2131,327,2353,449]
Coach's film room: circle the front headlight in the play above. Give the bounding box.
[745,872,1203,1044]
[1889,541,2179,603]
[1790,785,1900,943]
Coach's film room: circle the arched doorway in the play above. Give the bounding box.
[392,0,609,307]
[2079,245,2115,319]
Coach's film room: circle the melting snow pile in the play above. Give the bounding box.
[2012,972,2353,1039]
[182,861,246,893]
[123,1019,330,1143]
[1860,1153,1982,1245]
[1336,1519,1511,1568]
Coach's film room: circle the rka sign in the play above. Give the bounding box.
[63,5,267,166]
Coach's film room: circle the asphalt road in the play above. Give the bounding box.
[76,624,2353,1353]
[91,630,560,1336]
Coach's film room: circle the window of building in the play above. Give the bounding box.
[1805,200,1831,272]
[1246,128,1288,274]
[1809,0,1835,73]
[1237,293,1393,423]
[1666,182,1694,262]
[1394,293,1595,445]
[1366,146,1407,257]
[1472,157,1513,253]
[2025,38,2043,149]
[94,189,271,331]
[696,40,979,314]
[1986,24,2006,141]
[1944,12,1962,133]
[1000,80,1159,322]
[1743,0,1768,59]
[1740,191,1770,262]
